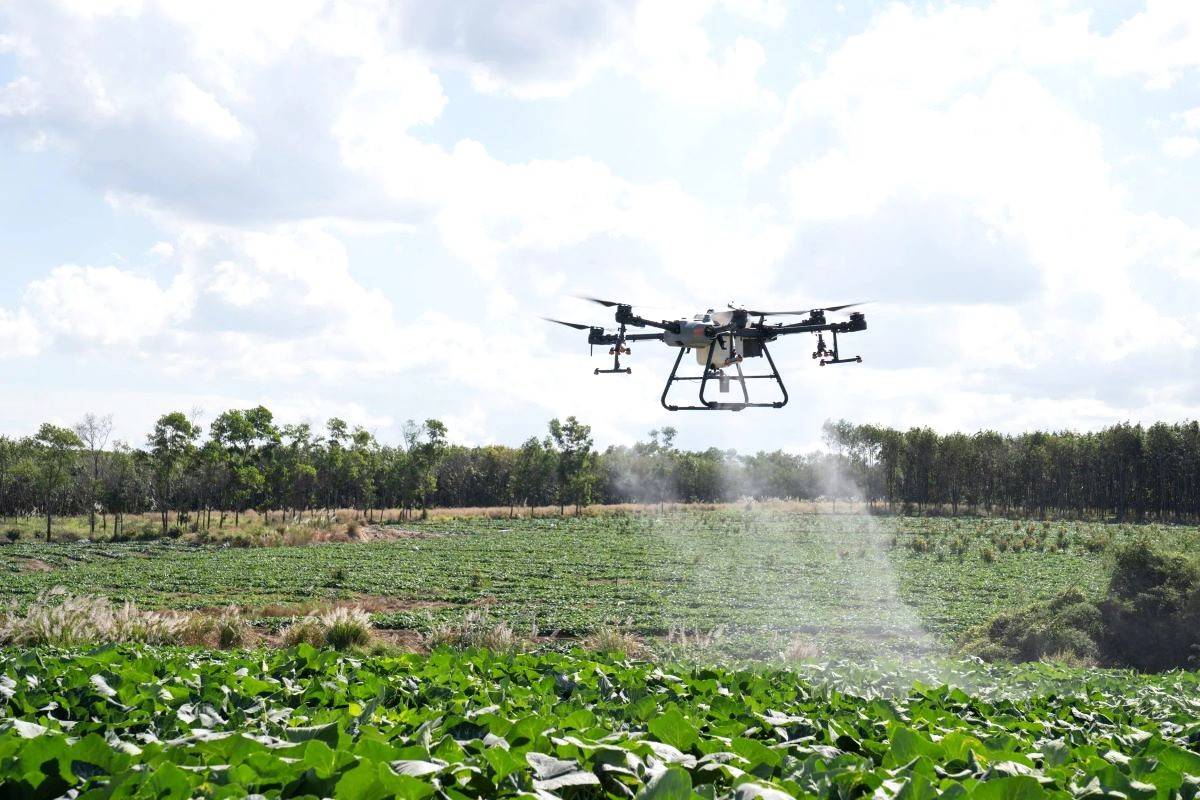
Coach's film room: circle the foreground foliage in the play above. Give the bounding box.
[2,648,1199,799]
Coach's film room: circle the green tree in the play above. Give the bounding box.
[147,412,200,536]
[30,423,83,540]
[73,413,113,534]
[548,416,595,514]
[401,419,447,517]
[511,436,556,515]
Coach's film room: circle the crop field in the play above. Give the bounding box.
[3,646,1200,798]
[3,508,1200,797]
[2,509,1198,657]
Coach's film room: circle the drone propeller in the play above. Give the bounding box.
[575,295,626,308]
[739,302,868,316]
[542,317,593,330]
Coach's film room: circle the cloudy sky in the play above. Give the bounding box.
[1,0,1198,452]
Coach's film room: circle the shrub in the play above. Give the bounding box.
[426,609,518,651]
[215,606,250,649]
[582,625,644,656]
[178,616,217,647]
[964,542,1200,671]
[282,617,326,648]
[1100,542,1200,671]
[4,529,19,543]
[321,606,372,650]
[980,547,996,563]
[281,606,373,650]
[782,634,819,662]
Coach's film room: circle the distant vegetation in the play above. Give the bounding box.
[963,539,1200,670]
[3,409,1200,543]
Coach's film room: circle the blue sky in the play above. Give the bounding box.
[1,0,1198,452]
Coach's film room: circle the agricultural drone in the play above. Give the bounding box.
[544,297,868,411]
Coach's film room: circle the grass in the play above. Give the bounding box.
[0,508,1197,659]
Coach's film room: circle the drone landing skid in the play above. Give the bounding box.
[661,341,789,411]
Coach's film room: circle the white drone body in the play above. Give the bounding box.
[544,298,867,411]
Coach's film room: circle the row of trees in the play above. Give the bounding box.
[0,409,602,539]
[822,420,1200,521]
[2,410,1199,539]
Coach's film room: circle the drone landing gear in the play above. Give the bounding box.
[661,341,789,411]
[813,331,862,366]
[594,328,633,374]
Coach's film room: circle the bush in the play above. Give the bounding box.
[215,606,250,649]
[426,609,518,651]
[1099,542,1200,671]
[782,634,819,662]
[282,617,326,648]
[324,566,348,588]
[960,587,1102,665]
[964,542,1200,671]
[4,529,19,543]
[321,607,372,650]
[582,625,644,656]
[281,606,373,650]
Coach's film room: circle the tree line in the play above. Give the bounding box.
[821,420,1200,521]
[2,409,1199,540]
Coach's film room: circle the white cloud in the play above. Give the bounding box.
[0,308,42,357]
[0,76,39,117]
[166,73,246,143]
[1100,0,1200,88]
[721,0,786,29]
[1161,135,1200,158]
[621,0,778,112]
[22,265,186,348]
[748,0,1200,408]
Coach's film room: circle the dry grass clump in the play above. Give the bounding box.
[665,624,728,650]
[1040,649,1098,669]
[322,606,373,649]
[281,617,327,648]
[782,634,819,662]
[280,606,373,650]
[0,588,189,647]
[165,605,253,648]
[582,624,645,656]
[426,609,518,651]
[0,589,262,649]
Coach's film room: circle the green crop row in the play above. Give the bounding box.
[2,511,1198,659]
